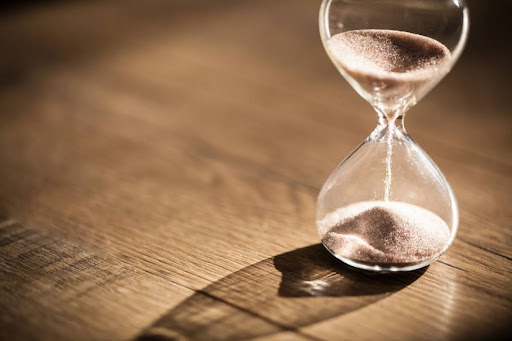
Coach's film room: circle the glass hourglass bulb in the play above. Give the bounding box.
[316,0,469,271]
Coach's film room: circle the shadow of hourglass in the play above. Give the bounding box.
[137,244,426,341]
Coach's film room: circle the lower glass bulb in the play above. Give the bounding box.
[316,118,458,272]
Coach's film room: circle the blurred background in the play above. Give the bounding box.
[0,0,509,183]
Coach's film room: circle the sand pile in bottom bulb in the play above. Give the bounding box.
[320,201,451,266]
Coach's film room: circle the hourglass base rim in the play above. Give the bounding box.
[322,241,441,272]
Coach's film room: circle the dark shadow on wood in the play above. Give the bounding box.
[136,244,426,341]
[275,244,425,297]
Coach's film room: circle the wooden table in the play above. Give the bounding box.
[0,1,510,340]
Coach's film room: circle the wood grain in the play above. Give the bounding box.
[0,0,510,340]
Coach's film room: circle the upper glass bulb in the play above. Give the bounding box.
[320,0,469,117]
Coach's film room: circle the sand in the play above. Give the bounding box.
[320,30,452,267]
[320,201,451,267]
[327,29,451,82]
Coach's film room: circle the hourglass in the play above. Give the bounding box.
[316,0,469,271]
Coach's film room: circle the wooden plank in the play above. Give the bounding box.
[0,218,196,341]
[137,240,511,340]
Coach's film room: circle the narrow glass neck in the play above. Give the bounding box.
[376,111,406,135]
